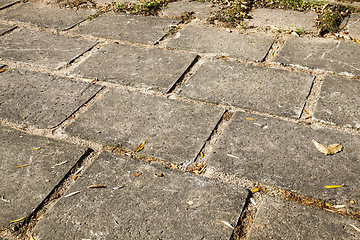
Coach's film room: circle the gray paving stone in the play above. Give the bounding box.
[0,28,97,69]
[0,126,89,227]
[0,0,18,10]
[247,196,360,239]
[73,13,179,44]
[166,22,275,61]
[161,1,219,19]
[275,37,360,76]
[69,43,197,92]
[65,89,224,164]
[0,2,94,31]
[0,69,102,128]
[206,111,360,208]
[180,60,314,119]
[0,23,15,36]
[34,151,248,239]
[313,76,360,129]
[342,13,360,40]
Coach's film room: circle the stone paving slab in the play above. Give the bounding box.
[0,2,95,31]
[0,0,18,10]
[249,8,317,31]
[0,28,97,69]
[73,13,179,44]
[65,89,224,164]
[0,68,102,129]
[342,13,360,40]
[0,23,15,36]
[247,196,360,239]
[166,22,275,61]
[275,37,360,76]
[313,76,360,129]
[206,111,360,208]
[70,43,197,92]
[0,126,89,227]
[180,60,314,119]
[34,151,248,239]
[160,1,219,19]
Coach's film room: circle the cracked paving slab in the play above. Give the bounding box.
[65,89,224,164]
[247,196,360,239]
[69,43,198,93]
[160,0,219,19]
[0,68,102,129]
[206,111,360,208]
[34,151,248,239]
[0,0,18,10]
[166,22,275,62]
[180,59,314,119]
[274,37,360,76]
[0,126,89,227]
[0,28,98,69]
[0,2,95,31]
[0,23,15,36]
[313,75,360,129]
[72,13,179,44]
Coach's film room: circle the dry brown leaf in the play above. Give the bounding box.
[134,172,142,177]
[0,68,9,73]
[312,140,342,155]
[88,185,107,188]
[354,38,360,45]
[135,141,145,152]
[312,140,328,155]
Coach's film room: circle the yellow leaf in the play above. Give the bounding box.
[350,200,355,204]
[73,176,79,180]
[10,216,26,223]
[200,152,204,158]
[354,38,360,45]
[31,147,41,151]
[245,117,255,121]
[312,140,328,155]
[325,185,343,189]
[326,203,331,207]
[251,188,260,192]
[171,164,178,169]
[88,185,107,188]
[326,143,342,155]
[135,141,145,152]
[0,68,9,73]
[16,164,29,168]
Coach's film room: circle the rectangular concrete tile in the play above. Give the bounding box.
[166,22,275,62]
[313,76,360,129]
[0,2,95,31]
[0,126,89,227]
[248,196,360,239]
[342,13,360,40]
[0,68,102,128]
[0,23,15,36]
[73,13,179,44]
[69,43,197,92]
[34,151,248,239]
[0,0,18,10]
[180,60,314,119]
[65,89,224,164]
[160,1,219,19]
[249,8,317,31]
[0,28,97,69]
[206,111,360,208]
[275,37,360,76]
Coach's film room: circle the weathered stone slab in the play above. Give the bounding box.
[248,196,360,239]
[342,13,360,40]
[73,13,179,44]
[166,22,275,61]
[34,152,248,239]
[0,23,15,36]
[0,0,18,10]
[206,111,360,208]
[0,126,89,227]
[65,89,224,164]
[0,28,97,69]
[180,60,314,119]
[313,76,360,129]
[0,69,102,128]
[161,1,219,19]
[249,8,317,31]
[70,43,197,92]
[275,37,360,76]
[0,2,94,31]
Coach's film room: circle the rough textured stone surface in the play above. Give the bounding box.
[73,13,179,44]
[313,76,360,129]
[180,59,314,118]
[34,152,248,239]
[0,69,102,128]
[65,89,224,164]
[275,37,360,76]
[249,8,317,31]
[248,196,360,240]
[70,43,197,92]
[206,111,360,208]
[0,28,97,69]
[0,0,18,10]
[0,2,94,31]
[342,13,360,39]
[166,22,275,61]
[161,1,219,19]
[0,126,89,227]
[0,23,15,36]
